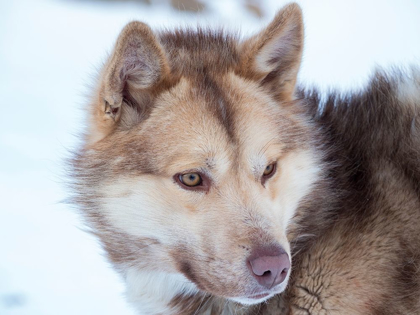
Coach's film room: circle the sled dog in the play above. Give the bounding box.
[70,3,420,314]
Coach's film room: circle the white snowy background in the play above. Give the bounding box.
[0,0,419,314]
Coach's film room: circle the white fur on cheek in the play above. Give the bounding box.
[100,175,195,246]
[274,149,322,230]
[99,178,204,313]
[101,177,165,238]
[125,268,199,315]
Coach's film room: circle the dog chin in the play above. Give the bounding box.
[228,280,289,306]
[229,292,275,305]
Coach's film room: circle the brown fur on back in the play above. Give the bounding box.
[260,71,420,314]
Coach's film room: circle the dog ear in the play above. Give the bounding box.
[238,3,303,101]
[89,21,170,144]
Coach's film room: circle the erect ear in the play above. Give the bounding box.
[238,3,303,101]
[89,21,170,144]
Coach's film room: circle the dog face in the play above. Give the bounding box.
[73,3,321,306]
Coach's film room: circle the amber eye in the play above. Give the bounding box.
[263,162,276,178]
[179,173,202,187]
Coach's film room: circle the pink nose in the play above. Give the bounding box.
[247,247,290,289]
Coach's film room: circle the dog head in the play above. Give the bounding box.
[73,3,322,307]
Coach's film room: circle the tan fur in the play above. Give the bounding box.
[70,2,420,315]
[88,21,171,144]
[238,3,303,102]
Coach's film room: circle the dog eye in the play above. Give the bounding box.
[179,173,202,187]
[262,162,276,179]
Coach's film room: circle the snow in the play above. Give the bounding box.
[0,0,419,314]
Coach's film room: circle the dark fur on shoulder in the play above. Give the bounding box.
[260,69,420,314]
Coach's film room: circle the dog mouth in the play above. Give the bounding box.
[229,279,289,305]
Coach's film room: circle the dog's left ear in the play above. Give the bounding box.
[238,3,303,101]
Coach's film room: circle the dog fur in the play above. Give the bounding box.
[70,3,420,314]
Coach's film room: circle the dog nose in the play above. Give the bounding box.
[247,247,290,289]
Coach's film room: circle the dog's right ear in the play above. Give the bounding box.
[88,21,169,144]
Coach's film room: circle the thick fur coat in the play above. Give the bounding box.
[70,3,420,314]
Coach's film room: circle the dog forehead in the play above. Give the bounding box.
[149,78,230,144]
[135,78,232,172]
[138,74,285,173]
